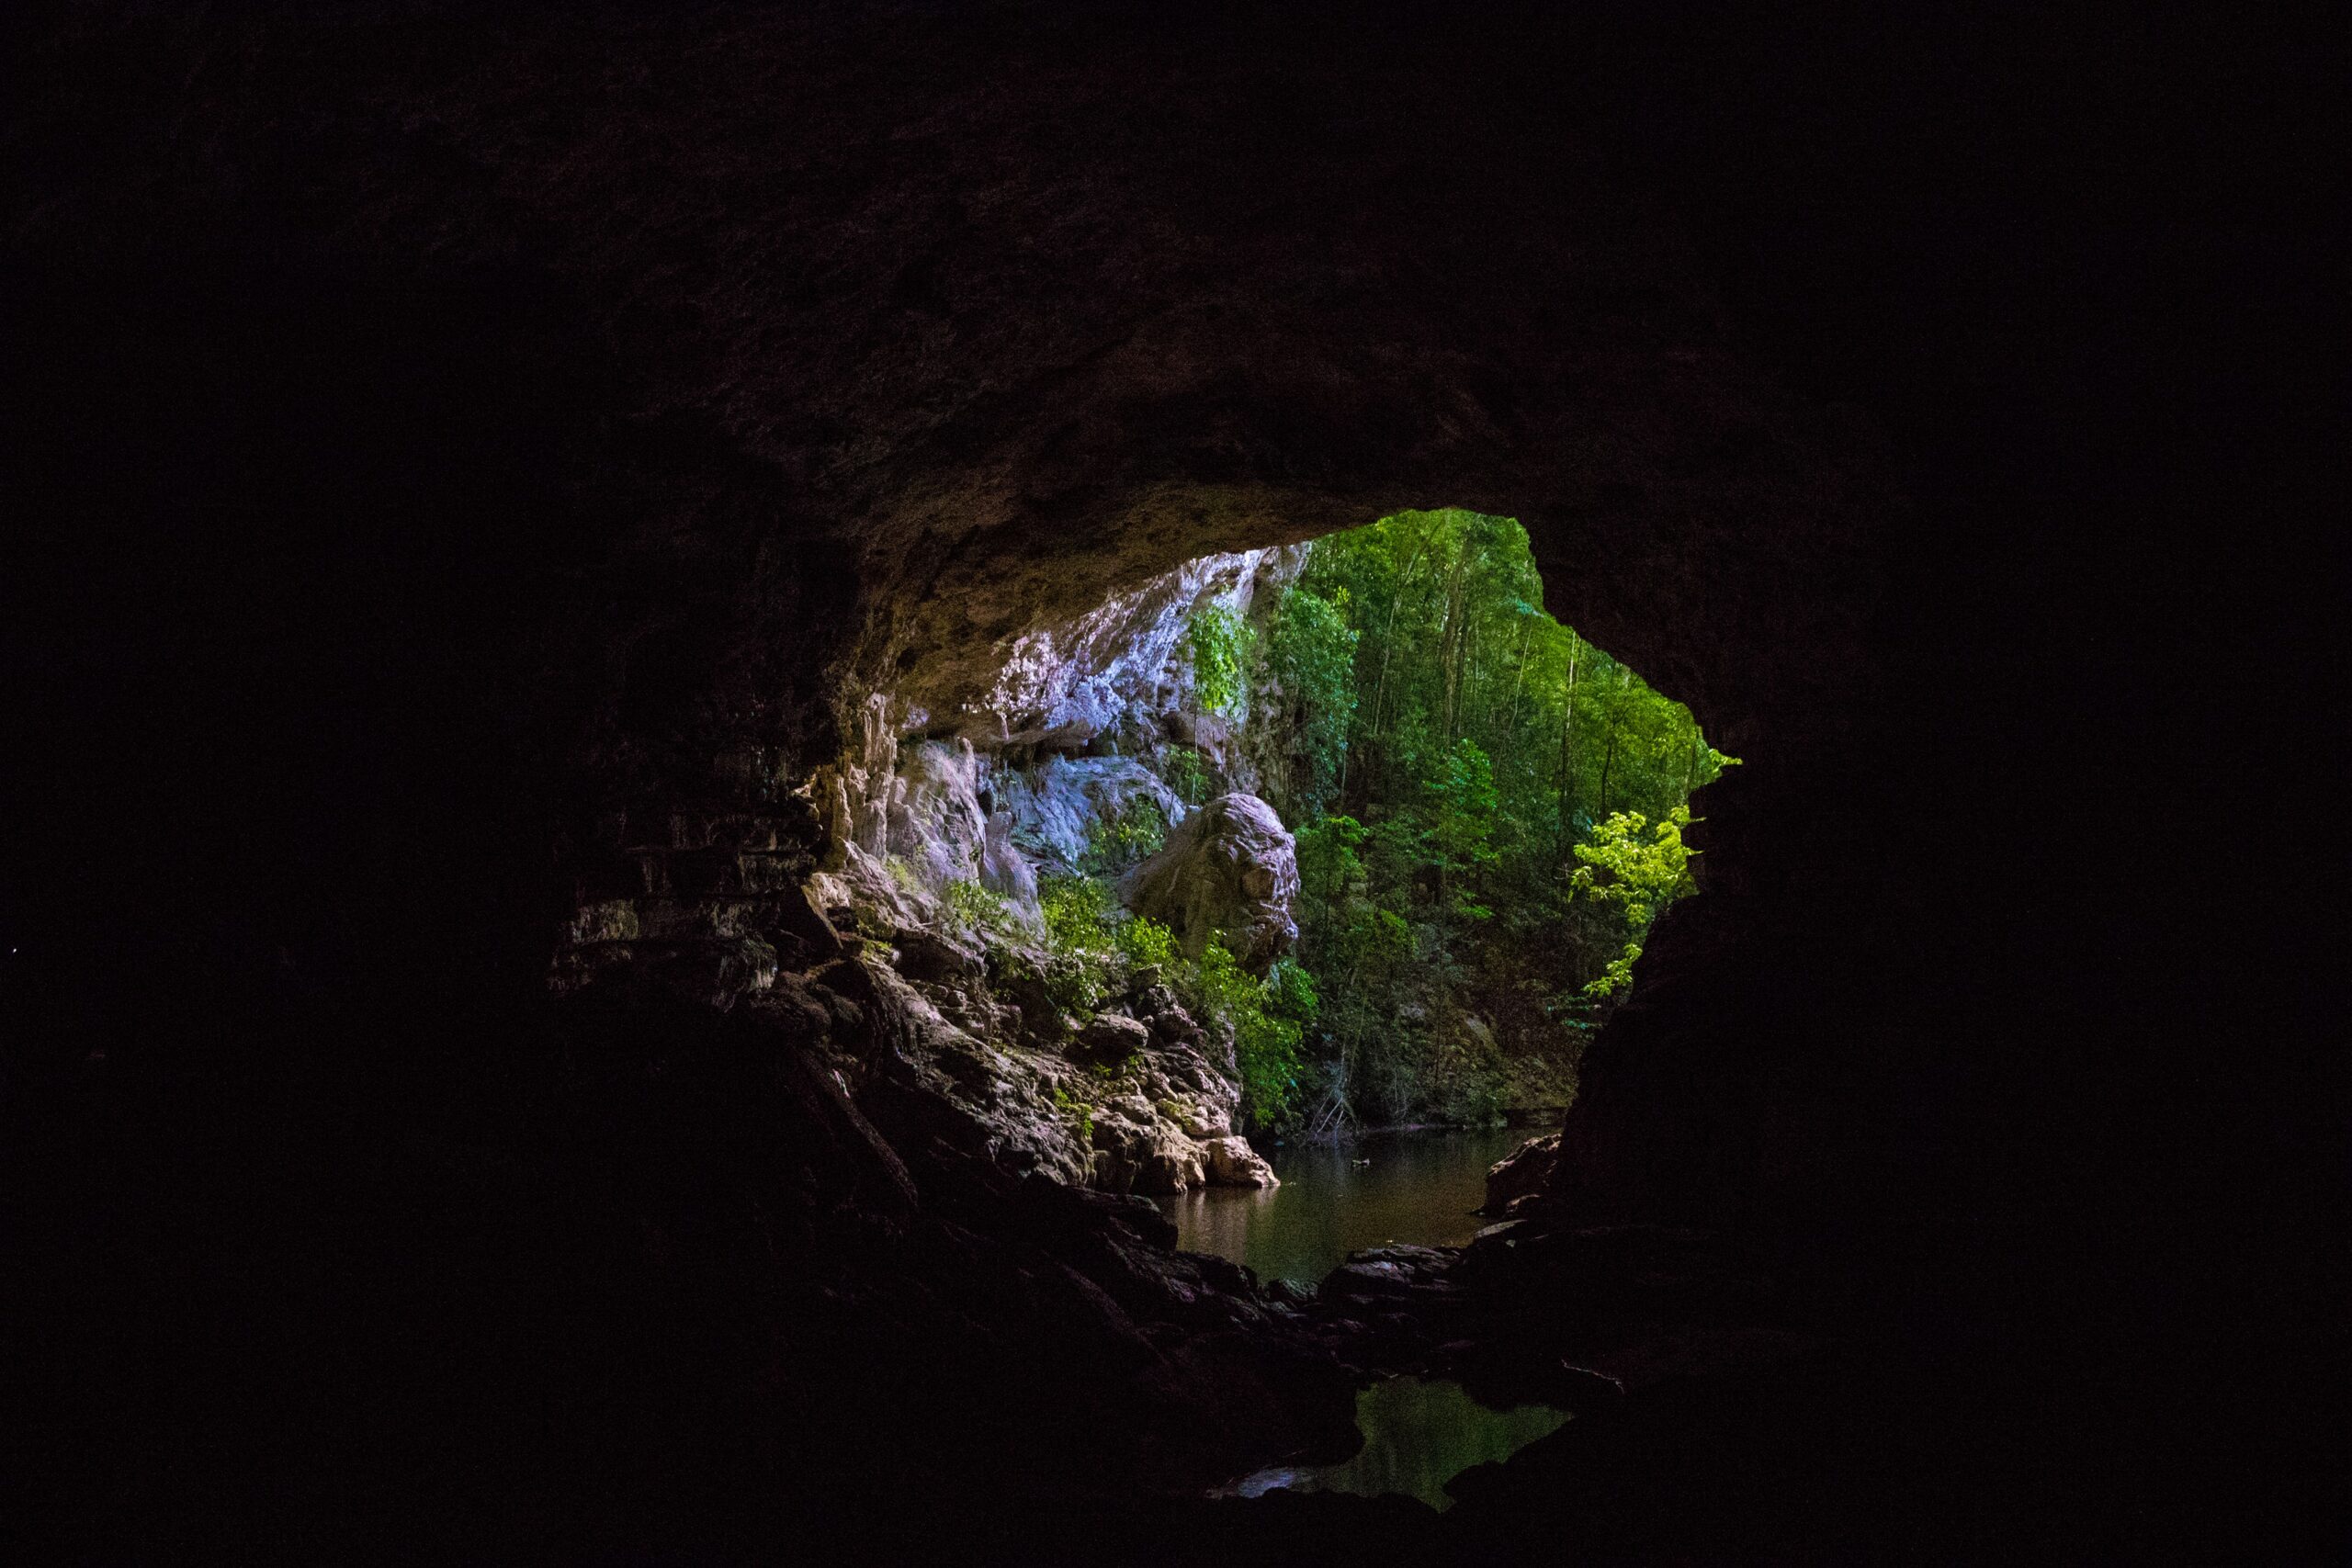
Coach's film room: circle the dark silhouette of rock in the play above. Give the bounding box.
[889,925,984,986]
[1482,1132,1561,1216]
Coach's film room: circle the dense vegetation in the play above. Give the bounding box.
[1261,510,1733,1132]
[1002,511,1730,1134]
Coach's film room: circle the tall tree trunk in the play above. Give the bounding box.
[1557,632,1580,855]
[1503,618,1532,739]
[1597,667,1629,817]
[1352,536,1430,810]
[1437,544,1469,742]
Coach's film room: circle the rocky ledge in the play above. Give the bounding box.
[804,855,1280,1196]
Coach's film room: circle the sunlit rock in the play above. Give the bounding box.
[1120,793,1300,973]
[974,547,1302,749]
[998,755,1184,872]
[1204,1134,1279,1188]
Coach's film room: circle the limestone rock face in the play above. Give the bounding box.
[1071,1012,1150,1065]
[1203,1135,1280,1188]
[1120,794,1299,973]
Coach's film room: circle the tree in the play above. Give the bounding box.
[1187,604,1252,719]
[1263,584,1357,820]
[1241,510,1732,1128]
[1423,738,1501,922]
[1568,807,1698,997]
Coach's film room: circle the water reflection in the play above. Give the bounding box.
[1219,1376,1570,1511]
[1158,1125,1527,1285]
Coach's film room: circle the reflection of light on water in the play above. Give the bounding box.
[1159,1126,1530,1286]
[1220,1467,1310,1499]
[1214,1376,1571,1512]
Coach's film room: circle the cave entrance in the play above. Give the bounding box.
[1117,508,1734,1284]
[828,505,1726,1281]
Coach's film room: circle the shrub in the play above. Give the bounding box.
[942,879,1023,945]
[994,869,1308,1128]
[1162,745,1213,807]
[1078,794,1170,875]
[1582,943,1642,1000]
[1178,946,1311,1129]
[1187,604,1255,718]
[1038,874,1119,1014]
[1038,874,1112,953]
[1114,913,1179,973]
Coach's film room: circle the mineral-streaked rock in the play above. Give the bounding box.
[1119,793,1299,973]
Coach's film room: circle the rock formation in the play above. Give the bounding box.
[1119,794,1301,973]
[1483,1131,1562,1217]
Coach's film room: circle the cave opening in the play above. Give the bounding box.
[16,2,2320,1553]
[786,509,1728,1267]
[759,506,1734,1512]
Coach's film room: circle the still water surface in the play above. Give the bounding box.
[1216,1375,1570,1512]
[1166,1126,1570,1509]
[1157,1124,1529,1286]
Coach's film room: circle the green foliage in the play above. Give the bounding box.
[1162,744,1214,807]
[1078,793,1170,875]
[1567,807,1695,999]
[1263,584,1359,819]
[1569,807,1697,932]
[1037,874,1117,1013]
[1429,1018,1509,1125]
[1422,738,1502,922]
[1177,944,1311,1128]
[1114,912,1179,972]
[1264,955,1319,1022]
[1583,944,1643,1000]
[1039,874,1114,951]
[1187,604,1254,718]
[1028,864,1302,1127]
[942,877,1020,942]
[1260,510,1727,1125]
[1048,1082,1095,1144]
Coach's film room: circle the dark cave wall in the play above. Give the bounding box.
[9,2,2334,1557]
[17,0,2326,1367]
[7,2,1895,1234]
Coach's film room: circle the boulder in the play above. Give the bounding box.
[1136,1134,1207,1195]
[890,925,984,985]
[1202,1134,1279,1187]
[1091,1119,1207,1194]
[1481,1131,1561,1215]
[1118,793,1298,973]
[1072,1012,1150,1065]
